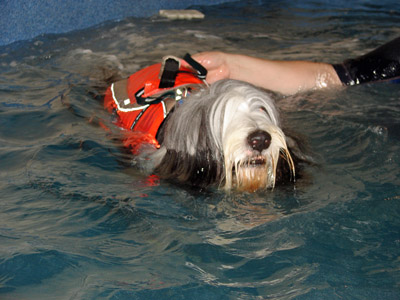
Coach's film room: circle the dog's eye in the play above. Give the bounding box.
[259,107,268,113]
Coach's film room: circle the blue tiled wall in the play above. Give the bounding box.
[0,0,227,46]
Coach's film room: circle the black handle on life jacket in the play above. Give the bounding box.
[183,53,207,79]
[159,57,180,89]
[136,54,208,106]
[158,54,208,89]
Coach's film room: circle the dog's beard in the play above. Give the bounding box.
[149,79,296,192]
[224,125,294,192]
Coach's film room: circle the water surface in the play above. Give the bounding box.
[1,0,399,299]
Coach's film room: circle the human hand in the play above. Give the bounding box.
[191,52,231,84]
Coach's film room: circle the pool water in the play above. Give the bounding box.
[1,0,399,299]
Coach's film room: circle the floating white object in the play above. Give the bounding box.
[159,9,205,20]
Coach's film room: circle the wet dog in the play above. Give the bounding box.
[138,79,305,192]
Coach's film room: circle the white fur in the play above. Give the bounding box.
[147,79,295,192]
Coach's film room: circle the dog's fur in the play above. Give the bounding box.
[135,79,307,192]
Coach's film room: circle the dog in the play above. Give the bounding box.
[146,79,302,192]
[104,56,306,192]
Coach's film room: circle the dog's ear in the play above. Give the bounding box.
[275,131,315,186]
[284,129,314,165]
[286,136,308,164]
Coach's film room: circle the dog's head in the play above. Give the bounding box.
[150,79,304,192]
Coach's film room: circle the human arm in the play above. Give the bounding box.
[192,52,342,95]
[193,37,400,95]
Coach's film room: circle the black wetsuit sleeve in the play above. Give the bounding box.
[332,37,400,85]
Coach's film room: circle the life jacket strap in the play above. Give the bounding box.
[159,56,181,88]
[135,88,164,105]
[135,53,207,106]
[183,53,207,79]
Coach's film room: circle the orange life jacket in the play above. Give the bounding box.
[104,54,207,154]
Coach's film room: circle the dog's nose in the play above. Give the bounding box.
[247,130,271,152]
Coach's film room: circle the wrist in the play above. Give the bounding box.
[224,53,243,80]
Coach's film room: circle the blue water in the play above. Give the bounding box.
[1,0,399,299]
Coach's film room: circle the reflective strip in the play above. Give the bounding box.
[111,83,148,112]
[161,101,167,118]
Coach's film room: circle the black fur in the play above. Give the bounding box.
[153,149,223,187]
[154,108,224,187]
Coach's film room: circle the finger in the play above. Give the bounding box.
[192,52,219,68]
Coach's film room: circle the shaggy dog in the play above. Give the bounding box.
[137,79,305,192]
